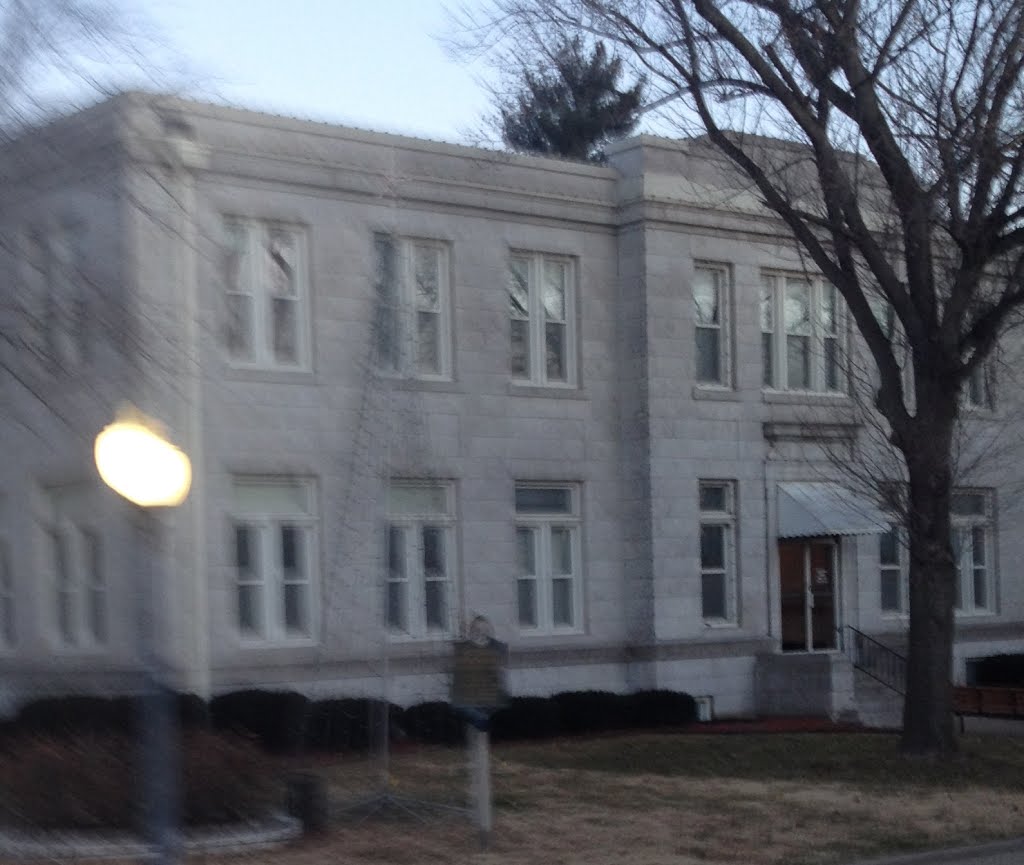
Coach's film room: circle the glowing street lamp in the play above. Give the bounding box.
[95,405,190,865]
[95,410,191,508]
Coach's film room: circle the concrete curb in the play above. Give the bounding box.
[0,813,301,861]
[846,837,1024,865]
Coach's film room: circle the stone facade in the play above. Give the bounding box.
[0,93,1021,721]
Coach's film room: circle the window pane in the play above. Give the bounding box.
[784,281,811,332]
[387,581,406,631]
[375,234,399,370]
[699,484,727,512]
[414,244,440,309]
[543,261,566,321]
[233,481,311,516]
[952,528,965,609]
[517,579,537,627]
[821,284,838,334]
[971,526,986,565]
[226,294,253,360]
[952,494,985,516]
[880,568,901,612]
[786,335,811,389]
[284,583,308,635]
[238,585,261,636]
[422,526,445,577]
[824,336,840,391]
[762,332,774,386]
[879,529,899,566]
[508,258,530,317]
[223,220,247,291]
[693,269,720,325]
[88,587,106,643]
[695,328,721,383]
[388,526,406,579]
[272,297,298,364]
[511,318,529,376]
[760,278,774,330]
[425,580,446,630]
[517,528,536,575]
[280,524,303,576]
[545,321,566,381]
[388,484,447,516]
[235,525,253,573]
[552,578,573,626]
[551,527,572,574]
[0,596,13,646]
[417,311,440,374]
[701,572,726,619]
[515,487,571,514]
[973,568,987,610]
[58,590,74,645]
[266,228,297,297]
[700,524,725,569]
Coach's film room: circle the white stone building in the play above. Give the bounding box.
[0,93,1021,723]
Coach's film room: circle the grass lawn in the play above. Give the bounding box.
[13,731,1024,865]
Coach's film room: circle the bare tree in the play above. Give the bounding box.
[454,0,1024,756]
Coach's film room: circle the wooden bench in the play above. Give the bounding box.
[952,685,1024,730]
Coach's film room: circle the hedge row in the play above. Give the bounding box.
[2,688,698,753]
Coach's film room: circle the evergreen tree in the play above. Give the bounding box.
[498,37,644,162]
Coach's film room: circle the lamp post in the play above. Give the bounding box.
[95,407,191,865]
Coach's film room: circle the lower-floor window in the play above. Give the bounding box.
[44,514,106,647]
[699,481,737,623]
[386,481,455,637]
[515,484,581,632]
[879,527,904,613]
[231,478,317,641]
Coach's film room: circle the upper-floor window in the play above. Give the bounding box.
[965,363,994,411]
[508,252,576,387]
[699,481,738,624]
[22,226,87,369]
[762,272,844,393]
[515,484,582,633]
[374,235,452,379]
[43,485,105,646]
[693,264,732,387]
[879,526,904,613]
[222,218,310,370]
[231,478,318,642]
[385,481,456,638]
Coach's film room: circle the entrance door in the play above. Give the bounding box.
[779,540,838,652]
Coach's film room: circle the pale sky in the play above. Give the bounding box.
[134,0,496,144]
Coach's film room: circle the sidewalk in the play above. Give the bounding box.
[848,837,1024,865]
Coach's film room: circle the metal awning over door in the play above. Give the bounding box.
[777,482,890,539]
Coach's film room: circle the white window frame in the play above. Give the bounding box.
[952,491,994,614]
[44,520,106,649]
[514,483,583,634]
[508,251,577,387]
[385,481,456,639]
[23,226,85,369]
[762,271,845,393]
[699,481,738,625]
[964,362,995,411]
[373,235,452,380]
[693,263,732,387]
[222,217,311,371]
[0,542,14,649]
[231,478,319,644]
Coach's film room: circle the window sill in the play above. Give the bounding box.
[237,636,319,649]
[386,632,455,645]
[516,627,586,638]
[692,385,740,401]
[508,382,586,399]
[761,389,851,406]
[223,365,316,385]
[382,376,461,394]
[703,619,739,629]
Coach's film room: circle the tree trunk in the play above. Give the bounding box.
[900,394,958,757]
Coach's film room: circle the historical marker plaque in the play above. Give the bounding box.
[451,617,507,710]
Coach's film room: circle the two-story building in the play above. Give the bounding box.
[0,93,1020,723]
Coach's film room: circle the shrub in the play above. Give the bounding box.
[490,696,562,742]
[974,654,1024,687]
[15,696,135,737]
[401,701,465,746]
[552,690,629,735]
[210,690,309,753]
[305,698,397,752]
[624,690,698,728]
[0,730,276,830]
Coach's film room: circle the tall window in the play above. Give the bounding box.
[699,481,737,623]
[0,543,14,648]
[515,484,581,632]
[222,218,309,369]
[952,492,993,613]
[879,527,904,613]
[693,264,731,386]
[762,272,844,392]
[231,479,317,642]
[508,252,576,386]
[23,227,86,368]
[385,482,455,637]
[373,235,451,379]
[965,364,994,410]
[45,522,105,648]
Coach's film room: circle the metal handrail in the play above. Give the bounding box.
[843,626,907,695]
